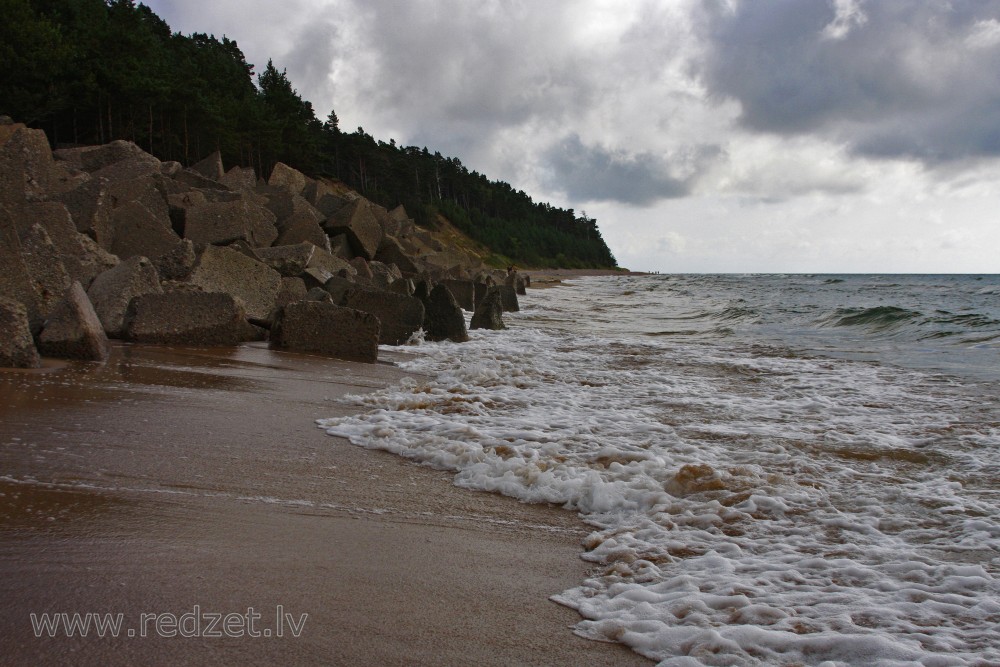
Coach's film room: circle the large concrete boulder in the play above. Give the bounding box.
[349,256,374,282]
[341,286,424,346]
[375,205,405,238]
[17,223,72,332]
[506,271,527,296]
[183,199,278,248]
[88,146,162,184]
[474,280,490,311]
[303,179,347,217]
[77,234,120,288]
[389,278,415,296]
[420,248,479,281]
[154,238,196,281]
[423,284,469,343]
[0,126,82,205]
[324,198,384,261]
[87,256,162,337]
[173,168,228,191]
[369,261,403,290]
[322,275,355,304]
[93,174,180,260]
[190,151,224,182]
[264,191,322,223]
[187,245,282,322]
[255,242,352,279]
[0,207,42,328]
[74,140,156,173]
[0,297,40,368]
[440,279,476,312]
[108,200,182,261]
[499,284,519,312]
[329,233,352,260]
[254,243,318,277]
[37,282,110,361]
[470,286,505,331]
[17,201,107,288]
[304,287,334,303]
[123,292,262,345]
[268,162,307,195]
[270,301,380,363]
[219,166,257,192]
[374,236,420,276]
[276,277,308,309]
[53,177,113,241]
[275,210,331,251]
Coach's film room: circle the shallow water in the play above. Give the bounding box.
[320,274,1000,666]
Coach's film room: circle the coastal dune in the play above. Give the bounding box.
[0,343,649,666]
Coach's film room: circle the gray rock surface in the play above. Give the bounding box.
[0,297,40,368]
[470,286,505,331]
[270,301,380,363]
[341,286,425,346]
[123,292,262,345]
[268,162,308,195]
[87,256,163,337]
[190,151,225,182]
[184,199,278,248]
[440,279,476,312]
[187,245,282,322]
[324,199,384,261]
[423,284,469,343]
[38,282,110,361]
[499,284,520,312]
[275,211,331,251]
[17,223,72,331]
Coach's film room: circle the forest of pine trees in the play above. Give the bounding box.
[0,0,617,269]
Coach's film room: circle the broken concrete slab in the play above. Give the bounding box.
[341,286,425,346]
[123,291,263,346]
[183,199,278,248]
[38,282,110,361]
[0,297,40,368]
[270,301,380,363]
[87,255,163,337]
[187,245,282,322]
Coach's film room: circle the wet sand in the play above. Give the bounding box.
[0,343,649,666]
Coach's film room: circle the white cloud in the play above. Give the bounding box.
[142,0,1000,272]
[821,0,868,41]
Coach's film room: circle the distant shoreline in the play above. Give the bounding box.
[526,267,647,287]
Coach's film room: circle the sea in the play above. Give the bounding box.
[318,274,1000,667]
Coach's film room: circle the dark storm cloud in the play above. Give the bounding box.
[544,135,719,206]
[697,0,1000,164]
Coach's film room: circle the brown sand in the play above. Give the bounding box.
[0,343,649,666]
[524,268,645,288]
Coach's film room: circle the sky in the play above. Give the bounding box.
[143,0,1000,273]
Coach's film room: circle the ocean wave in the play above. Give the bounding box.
[820,305,922,331]
[318,285,1000,665]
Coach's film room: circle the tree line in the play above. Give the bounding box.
[0,0,617,269]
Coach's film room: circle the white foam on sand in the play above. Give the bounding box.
[318,283,1000,666]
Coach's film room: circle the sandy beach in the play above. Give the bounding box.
[0,342,649,666]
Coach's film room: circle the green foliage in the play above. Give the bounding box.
[0,0,617,269]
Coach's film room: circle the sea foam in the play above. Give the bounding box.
[319,276,1000,666]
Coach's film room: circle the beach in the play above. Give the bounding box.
[0,342,649,666]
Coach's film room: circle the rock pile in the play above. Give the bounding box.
[0,117,528,366]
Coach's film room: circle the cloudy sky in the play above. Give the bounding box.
[144,0,1000,273]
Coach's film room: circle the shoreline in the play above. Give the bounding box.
[525,268,646,288]
[0,342,649,665]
